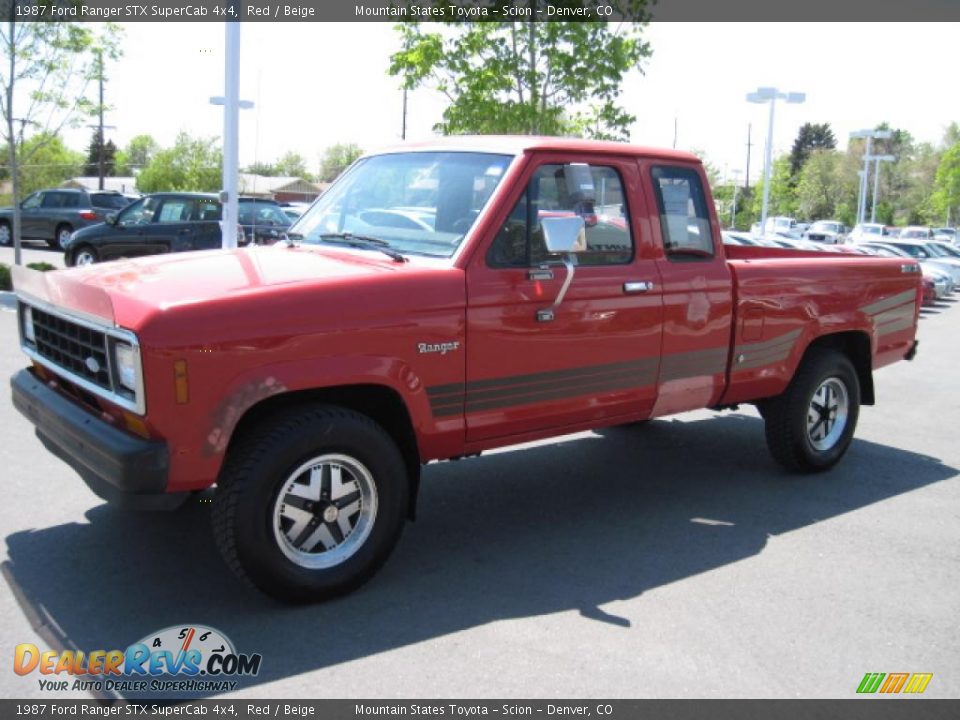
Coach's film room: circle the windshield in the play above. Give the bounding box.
[291,151,513,258]
[933,243,960,257]
[91,193,133,210]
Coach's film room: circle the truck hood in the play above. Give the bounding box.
[13,245,429,330]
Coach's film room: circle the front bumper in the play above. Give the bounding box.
[10,369,187,510]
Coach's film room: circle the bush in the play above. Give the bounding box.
[26,262,57,272]
[0,263,9,291]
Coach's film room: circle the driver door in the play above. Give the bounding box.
[463,154,664,444]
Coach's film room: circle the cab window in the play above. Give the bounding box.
[487,164,633,268]
[651,166,714,260]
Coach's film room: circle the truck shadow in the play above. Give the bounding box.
[4,413,957,699]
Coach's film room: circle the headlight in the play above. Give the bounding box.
[113,342,137,391]
[22,306,35,344]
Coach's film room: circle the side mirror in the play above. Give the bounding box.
[541,216,586,254]
[536,216,586,323]
[106,213,118,226]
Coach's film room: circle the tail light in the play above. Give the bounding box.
[79,211,98,220]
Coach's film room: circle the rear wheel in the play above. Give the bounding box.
[212,404,409,602]
[72,245,98,266]
[51,224,73,250]
[763,349,860,472]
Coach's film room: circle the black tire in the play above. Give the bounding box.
[0,220,11,246]
[212,404,409,602]
[51,224,73,250]
[764,349,860,473]
[71,245,99,267]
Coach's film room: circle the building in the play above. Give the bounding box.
[237,174,328,203]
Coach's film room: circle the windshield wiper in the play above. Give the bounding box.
[318,232,408,263]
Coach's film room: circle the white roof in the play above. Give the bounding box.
[62,176,139,193]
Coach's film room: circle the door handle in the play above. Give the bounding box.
[623,281,654,294]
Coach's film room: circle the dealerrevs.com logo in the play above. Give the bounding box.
[14,624,262,694]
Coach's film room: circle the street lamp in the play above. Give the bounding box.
[747,87,805,235]
[209,20,254,250]
[850,129,892,226]
[870,154,896,224]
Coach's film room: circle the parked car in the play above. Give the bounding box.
[62,192,244,266]
[279,202,311,222]
[10,137,921,602]
[238,199,293,245]
[870,239,960,284]
[848,223,889,243]
[863,242,955,296]
[932,227,956,243]
[899,226,934,241]
[0,188,133,249]
[751,215,800,238]
[803,220,848,244]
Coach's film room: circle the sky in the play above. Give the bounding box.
[54,21,960,184]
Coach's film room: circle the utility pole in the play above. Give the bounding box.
[86,51,116,190]
[745,123,752,189]
[672,116,678,148]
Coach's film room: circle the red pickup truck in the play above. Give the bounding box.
[10,137,921,601]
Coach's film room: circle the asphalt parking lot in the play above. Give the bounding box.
[0,264,957,699]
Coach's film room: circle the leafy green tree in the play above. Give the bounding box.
[244,161,278,176]
[389,2,653,140]
[83,128,117,177]
[18,133,84,194]
[1,13,123,262]
[274,151,311,180]
[789,122,836,178]
[114,134,159,175]
[796,149,843,220]
[136,132,222,193]
[318,143,363,182]
[931,142,960,225]
[752,156,797,219]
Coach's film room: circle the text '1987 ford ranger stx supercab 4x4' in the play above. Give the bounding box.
[10,137,921,601]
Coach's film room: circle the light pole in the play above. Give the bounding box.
[870,154,896,223]
[747,87,805,235]
[209,17,253,250]
[850,129,892,226]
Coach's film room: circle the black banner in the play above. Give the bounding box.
[1,701,960,720]
[2,0,960,22]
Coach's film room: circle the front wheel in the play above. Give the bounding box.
[212,404,409,602]
[72,245,98,266]
[763,349,860,473]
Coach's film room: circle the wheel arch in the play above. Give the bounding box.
[801,330,875,405]
[225,384,423,519]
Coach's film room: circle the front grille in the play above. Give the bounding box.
[30,307,112,390]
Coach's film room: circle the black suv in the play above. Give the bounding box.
[0,188,134,249]
[61,192,269,266]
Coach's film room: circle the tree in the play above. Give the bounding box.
[244,160,278,176]
[114,134,158,175]
[136,132,222,193]
[18,133,84,194]
[796,149,843,220]
[788,123,836,178]
[83,128,117,177]
[274,151,311,179]
[318,143,363,182]
[752,156,797,219]
[389,2,653,140]
[1,15,122,263]
[931,142,960,225]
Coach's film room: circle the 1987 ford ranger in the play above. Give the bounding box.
[10,137,920,601]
